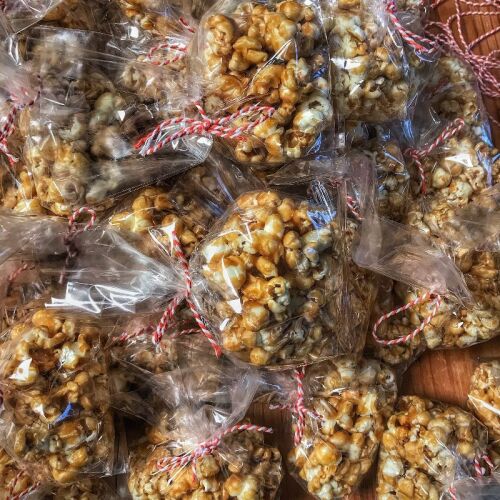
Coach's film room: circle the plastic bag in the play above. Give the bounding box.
[446,474,500,500]
[279,357,397,499]
[0,0,106,34]
[108,157,263,257]
[186,0,333,167]
[22,27,210,216]
[322,0,410,123]
[127,363,283,498]
[190,185,355,367]
[377,395,489,499]
[0,309,115,484]
[468,360,500,444]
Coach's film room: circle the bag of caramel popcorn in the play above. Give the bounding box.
[377,396,491,500]
[0,309,115,485]
[21,27,210,216]
[108,155,263,258]
[126,360,283,499]
[267,357,397,499]
[179,0,334,168]
[189,180,363,367]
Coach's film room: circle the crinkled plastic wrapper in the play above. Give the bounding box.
[21,27,210,216]
[444,474,500,500]
[0,309,115,485]
[190,185,358,368]
[127,362,283,499]
[468,360,500,444]
[189,0,334,167]
[323,0,410,123]
[377,395,489,500]
[286,357,397,499]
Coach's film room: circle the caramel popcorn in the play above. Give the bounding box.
[128,426,283,499]
[48,478,117,499]
[468,360,500,443]
[324,0,409,122]
[288,357,397,499]
[0,445,38,500]
[377,396,488,499]
[0,309,114,484]
[198,1,332,166]
[191,190,343,366]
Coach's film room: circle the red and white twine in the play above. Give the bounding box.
[372,290,442,346]
[156,423,273,474]
[425,0,500,126]
[6,471,40,500]
[405,118,465,194]
[153,230,222,357]
[135,102,275,156]
[270,368,323,446]
[179,16,195,33]
[144,41,187,66]
[58,207,97,284]
[386,0,437,54]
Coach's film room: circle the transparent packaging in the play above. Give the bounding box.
[21,27,210,216]
[445,474,500,500]
[190,185,356,368]
[468,360,500,444]
[0,309,115,485]
[323,0,410,123]
[284,357,397,499]
[127,363,283,499]
[377,396,489,500]
[108,156,263,257]
[187,0,333,167]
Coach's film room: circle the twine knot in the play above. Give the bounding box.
[134,102,275,157]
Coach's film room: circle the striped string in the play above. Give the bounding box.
[386,0,437,54]
[58,207,97,284]
[270,368,323,446]
[405,118,465,193]
[144,41,187,66]
[179,16,195,33]
[425,0,500,127]
[134,102,275,156]
[372,291,442,346]
[156,423,273,474]
[6,471,40,500]
[154,230,222,357]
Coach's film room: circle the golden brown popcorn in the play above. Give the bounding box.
[377,396,488,500]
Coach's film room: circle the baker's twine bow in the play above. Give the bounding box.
[134,102,275,156]
[386,0,437,54]
[447,452,496,499]
[6,471,40,500]
[156,423,273,474]
[372,290,443,346]
[270,368,323,446]
[405,118,465,194]
[179,16,195,33]
[153,230,222,357]
[58,207,97,284]
[425,0,500,127]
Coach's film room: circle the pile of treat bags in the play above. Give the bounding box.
[0,0,498,498]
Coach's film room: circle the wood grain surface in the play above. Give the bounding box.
[251,1,500,498]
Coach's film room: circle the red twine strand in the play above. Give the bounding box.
[58,207,97,284]
[425,0,500,127]
[372,290,442,346]
[386,0,437,54]
[156,423,273,474]
[6,471,40,500]
[153,230,222,357]
[405,118,465,194]
[134,102,275,156]
[144,41,187,66]
[270,368,323,446]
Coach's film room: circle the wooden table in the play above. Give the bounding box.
[251,1,500,497]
